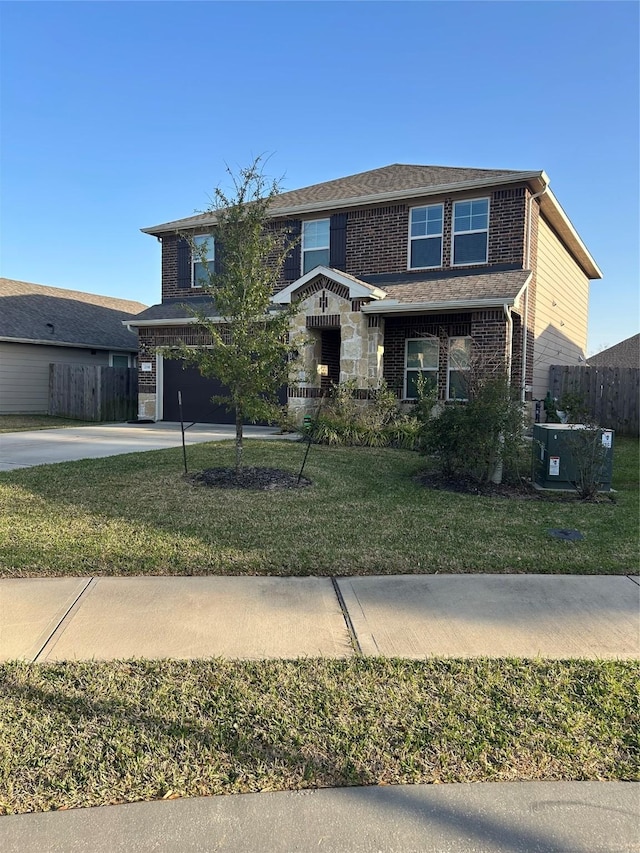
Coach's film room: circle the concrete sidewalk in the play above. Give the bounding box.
[0,422,293,471]
[1,782,638,852]
[2,574,638,662]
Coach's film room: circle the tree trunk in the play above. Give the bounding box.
[235,408,243,473]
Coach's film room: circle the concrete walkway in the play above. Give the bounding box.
[1,575,638,851]
[2,574,638,662]
[0,422,292,471]
[1,782,638,852]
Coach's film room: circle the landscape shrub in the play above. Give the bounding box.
[420,374,525,484]
[304,380,425,449]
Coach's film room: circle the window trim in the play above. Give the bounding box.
[404,336,439,400]
[191,234,215,288]
[446,336,472,401]
[407,203,444,270]
[301,218,330,275]
[452,197,490,267]
[109,353,132,368]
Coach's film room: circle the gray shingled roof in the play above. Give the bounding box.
[587,334,639,368]
[0,278,147,350]
[131,268,530,325]
[132,297,218,322]
[362,268,531,305]
[143,163,532,234]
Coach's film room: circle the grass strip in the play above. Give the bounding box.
[0,439,637,576]
[0,415,98,432]
[0,658,637,814]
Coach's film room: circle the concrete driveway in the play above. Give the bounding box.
[0,422,292,471]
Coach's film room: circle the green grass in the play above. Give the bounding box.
[0,438,637,576]
[0,415,99,432]
[0,658,636,814]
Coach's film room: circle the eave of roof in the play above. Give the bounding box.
[272,266,386,304]
[0,336,136,352]
[141,166,601,281]
[142,170,547,235]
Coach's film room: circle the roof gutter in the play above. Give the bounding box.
[0,336,135,352]
[361,296,518,315]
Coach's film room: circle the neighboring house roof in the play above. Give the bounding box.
[0,278,147,351]
[141,162,601,280]
[587,334,639,368]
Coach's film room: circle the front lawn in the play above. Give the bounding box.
[0,415,99,433]
[0,658,636,814]
[0,438,637,576]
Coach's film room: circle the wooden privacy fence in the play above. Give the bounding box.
[549,365,639,436]
[49,364,138,422]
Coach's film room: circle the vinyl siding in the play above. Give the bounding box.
[533,216,590,399]
[0,342,110,413]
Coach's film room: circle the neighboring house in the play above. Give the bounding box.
[587,334,639,369]
[128,164,601,424]
[0,278,146,414]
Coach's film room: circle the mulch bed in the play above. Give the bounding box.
[188,467,311,491]
[415,471,614,502]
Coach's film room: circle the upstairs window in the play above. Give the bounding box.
[192,234,215,288]
[409,204,443,269]
[447,337,472,400]
[302,219,330,274]
[453,198,489,266]
[405,337,439,398]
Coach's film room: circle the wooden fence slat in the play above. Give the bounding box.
[548,365,639,436]
[48,365,137,421]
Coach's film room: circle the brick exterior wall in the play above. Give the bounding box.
[383,314,473,399]
[138,325,216,394]
[148,180,535,417]
[161,236,180,300]
[158,184,531,299]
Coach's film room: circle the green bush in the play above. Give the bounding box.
[421,375,525,484]
[305,380,424,449]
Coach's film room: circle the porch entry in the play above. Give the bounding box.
[320,329,341,390]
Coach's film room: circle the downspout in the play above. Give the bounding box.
[491,303,514,485]
[522,180,549,402]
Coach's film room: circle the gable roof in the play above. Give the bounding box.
[587,333,639,368]
[142,163,538,235]
[272,266,386,304]
[0,278,147,351]
[141,162,601,280]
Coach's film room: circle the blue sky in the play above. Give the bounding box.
[1,1,638,354]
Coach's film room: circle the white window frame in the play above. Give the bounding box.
[452,197,490,267]
[192,234,215,288]
[404,336,439,399]
[407,203,444,270]
[447,336,472,401]
[301,218,330,275]
[109,353,132,368]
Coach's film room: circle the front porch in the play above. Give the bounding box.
[274,266,530,420]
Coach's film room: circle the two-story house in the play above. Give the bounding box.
[128,164,601,424]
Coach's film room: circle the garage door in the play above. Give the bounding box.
[162,360,286,424]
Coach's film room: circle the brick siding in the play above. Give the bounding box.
[159,184,530,299]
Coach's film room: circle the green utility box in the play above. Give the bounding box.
[532,424,615,491]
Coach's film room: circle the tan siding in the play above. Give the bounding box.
[0,342,110,413]
[532,216,590,398]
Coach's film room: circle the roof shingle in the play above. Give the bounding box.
[143,163,533,234]
[0,278,147,350]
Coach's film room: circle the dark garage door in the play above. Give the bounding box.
[162,360,286,425]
